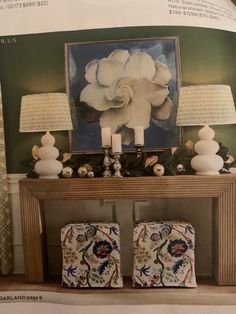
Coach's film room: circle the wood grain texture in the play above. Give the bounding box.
[19,184,46,283]
[20,175,234,200]
[19,175,236,285]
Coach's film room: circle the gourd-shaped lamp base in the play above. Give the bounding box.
[191,125,224,175]
[34,131,63,179]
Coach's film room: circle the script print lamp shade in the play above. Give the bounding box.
[176,85,236,175]
[20,93,73,179]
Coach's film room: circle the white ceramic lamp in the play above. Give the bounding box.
[176,85,236,175]
[20,93,73,179]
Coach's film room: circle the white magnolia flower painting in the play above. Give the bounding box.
[66,37,181,153]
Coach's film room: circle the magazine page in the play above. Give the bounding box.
[0,0,235,35]
[0,1,236,313]
[0,0,235,166]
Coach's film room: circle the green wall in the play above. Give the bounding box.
[0,26,235,173]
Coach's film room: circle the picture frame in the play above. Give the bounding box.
[65,37,182,154]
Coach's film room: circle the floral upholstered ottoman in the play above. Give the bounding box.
[61,222,123,288]
[132,221,197,288]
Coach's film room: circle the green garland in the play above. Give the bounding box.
[24,141,235,178]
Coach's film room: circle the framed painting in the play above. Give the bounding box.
[65,37,182,153]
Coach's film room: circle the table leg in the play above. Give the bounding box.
[212,183,236,285]
[19,184,46,282]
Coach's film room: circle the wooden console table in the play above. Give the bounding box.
[19,175,236,285]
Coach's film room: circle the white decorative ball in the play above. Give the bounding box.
[153,163,165,176]
[77,166,88,177]
[62,167,73,178]
[176,164,185,173]
[87,171,95,178]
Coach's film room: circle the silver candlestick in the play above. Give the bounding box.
[102,146,112,177]
[113,153,123,177]
[135,145,144,159]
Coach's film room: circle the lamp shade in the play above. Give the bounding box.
[19,93,73,132]
[176,85,236,126]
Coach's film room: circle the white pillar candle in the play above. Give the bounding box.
[112,134,122,153]
[101,127,111,146]
[134,126,144,145]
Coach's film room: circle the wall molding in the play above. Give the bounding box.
[7,173,26,274]
[7,173,26,194]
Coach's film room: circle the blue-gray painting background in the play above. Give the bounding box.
[66,37,180,152]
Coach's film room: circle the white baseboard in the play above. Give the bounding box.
[7,173,26,274]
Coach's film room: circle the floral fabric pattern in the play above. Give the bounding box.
[132,221,197,288]
[0,84,12,275]
[61,222,123,288]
